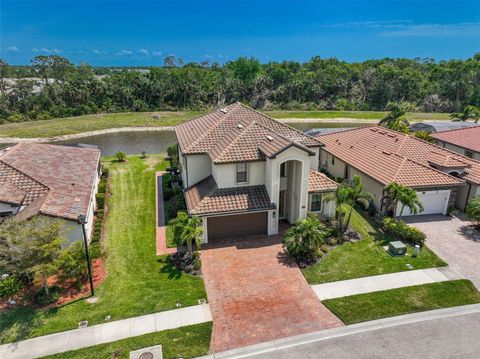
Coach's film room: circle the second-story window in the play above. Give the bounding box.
[280,162,287,178]
[236,162,247,183]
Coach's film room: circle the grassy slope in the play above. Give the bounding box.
[0,111,202,138]
[323,280,480,324]
[302,208,446,284]
[43,322,212,359]
[0,110,451,138]
[0,155,206,344]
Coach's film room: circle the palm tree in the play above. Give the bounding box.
[385,182,424,218]
[450,105,480,123]
[325,175,373,234]
[379,102,410,132]
[466,196,480,226]
[172,211,203,253]
[282,214,328,259]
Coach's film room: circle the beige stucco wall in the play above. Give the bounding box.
[434,140,480,160]
[185,154,212,187]
[349,168,385,210]
[212,161,265,188]
[319,149,346,179]
[308,193,336,218]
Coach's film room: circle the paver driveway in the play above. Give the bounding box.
[405,214,480,289]
[201,235,343,353]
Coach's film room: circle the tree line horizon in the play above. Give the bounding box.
[0,53,479,123]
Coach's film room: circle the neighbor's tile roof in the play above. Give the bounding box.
[0,143,100,221]
[308,170,338,193]
[317,126,472,188]
[175,102,322,163]
[431,126,480,153]
[184,175,275,216]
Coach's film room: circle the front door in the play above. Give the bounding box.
[279,190,286,219]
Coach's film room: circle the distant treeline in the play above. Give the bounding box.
[1,54,479,123]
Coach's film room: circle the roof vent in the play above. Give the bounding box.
[237,123,244,129]
[387,133,396,138]
[266,135,274,141]
[220,108,228,114]
[350,145,354,149]
[382,150,391,155]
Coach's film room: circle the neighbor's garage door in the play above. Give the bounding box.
[397,190,450,217]
[207,212,268,240]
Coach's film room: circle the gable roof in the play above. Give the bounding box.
[0,143,100,221]
[431,126,480,153]
[184,175,275,216]
[308,170,338,193]
[317,126,474,188]
[175,102,322,164]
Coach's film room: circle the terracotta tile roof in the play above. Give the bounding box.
[184,175,275,216]
[431,126,480,153]
[175,102,322,163]
[427,151,471,169]
[0,182,27,205]
[0,143,100,221]
[317,126,469,188]
[308,170,339,193]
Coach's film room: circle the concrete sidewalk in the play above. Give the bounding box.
[197,303,480,358]
[0,304,212,359]
[312,267,464,300]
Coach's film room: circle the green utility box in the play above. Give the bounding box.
[388,241,407,256]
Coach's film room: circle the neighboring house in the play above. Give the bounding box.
[175,102,337,243]
[431,126,480,160]
[317,126,480,215]
[410,121,479,133]
[0,143,101,242]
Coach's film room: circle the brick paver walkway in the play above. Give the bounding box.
[201,235,343,353]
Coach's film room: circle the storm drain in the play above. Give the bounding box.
[130,345,163,359]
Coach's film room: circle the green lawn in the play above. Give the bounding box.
[265,110,451,121]
[0,111,202,138]
[302,207,446,284]
[323,280,480,324]
[43,322,212,359]
[0,110,452,139]
[0,155,207,344]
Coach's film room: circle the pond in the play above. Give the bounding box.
[0,121,367,156]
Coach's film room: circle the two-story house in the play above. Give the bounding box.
[175,103,338,243]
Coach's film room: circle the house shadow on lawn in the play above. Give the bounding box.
[0,307,43,344]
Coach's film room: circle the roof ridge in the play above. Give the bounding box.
[236,102,324,146]
[183,109,231,152]
[210,121,257,161]
[0,159,51,191]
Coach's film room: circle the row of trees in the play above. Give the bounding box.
[1,53,480,123]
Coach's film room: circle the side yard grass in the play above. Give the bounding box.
[302,207,446,284]
[43,322,212,359]
[0,111,202,138]
[0,155,207,344]
[265,110,451,121]
[323,280,480,324]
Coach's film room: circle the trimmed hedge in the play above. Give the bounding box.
[382,217,426,246]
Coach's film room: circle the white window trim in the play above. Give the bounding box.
[310,193,323,213]
[235,162,248,184]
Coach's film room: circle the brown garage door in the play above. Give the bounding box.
[207,212,268,240]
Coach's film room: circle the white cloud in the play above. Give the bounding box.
[381,23,480,37]
[31,47,63,54]
[116,50,133,56]
[152,51,162,57]
[137,48,149,55]
[7,46,19,52]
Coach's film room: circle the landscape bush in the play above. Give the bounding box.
[96,193,105,209]
[382,217,426,246]
[60,241,87,286]
[115,152,127,162]
[33,285,61,306]
[466,196,480,227]
[0,276,23,299]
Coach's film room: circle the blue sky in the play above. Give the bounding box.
[1,0,479,65]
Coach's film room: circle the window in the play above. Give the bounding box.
[236,162,247,183]
[465,151,474,159]
[344,165,350,179]
[280,162,287,178]
[310,193,323,212]
[331,156,335,165]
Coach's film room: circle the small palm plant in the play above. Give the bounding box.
[379,102,410,132]
[282,214,328,261]
[451,105,480,123]
[172,211,203,253]
[325,175,373,234]
[385,182,424,218]
[466,196,480,226]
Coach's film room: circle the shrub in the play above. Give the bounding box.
[34,285,61,305]
[466,196,480,226]
[163,187,174,201]
[167,144,178,158]
[115,152,127,162]
[101,167,110,178]
[0,276,23,299]
[382,217,426,246]
[96,193,105,210]
[60,241,87,283]
[97,180,107,194]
